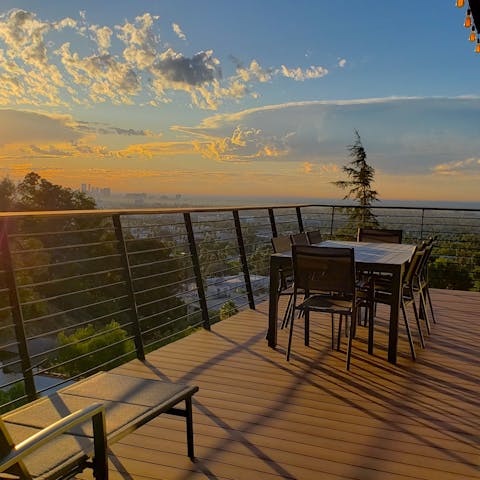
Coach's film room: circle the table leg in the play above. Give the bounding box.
[388,265,404,364]
[268,258,279,348]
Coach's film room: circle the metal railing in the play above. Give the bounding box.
[0,204,478,411]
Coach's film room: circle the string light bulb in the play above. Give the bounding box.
[456,0,465,7]
[464,9,472,28]
[469,26,476,42]
[476,40,480,53]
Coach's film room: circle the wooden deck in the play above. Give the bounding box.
[82,289,479,480]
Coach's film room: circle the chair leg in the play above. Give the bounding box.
[185,396,195,461]
[401,302,416,360]
[286,308,296,361]
[367,303,375,355]
[337,315,343,351]
[331,314,335,349]
[304,309,310,346]
[418,287,431,335]
[346,312,355,370]
[426,287,437,324]
[411,299,425,349]
[280,294,293,329]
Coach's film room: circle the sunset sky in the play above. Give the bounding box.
[0,1,479,202]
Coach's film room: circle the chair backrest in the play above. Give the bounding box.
[357,227,403,244]
[403,248,425,287]
[290,232,309,246]
[306,230,322,245]
[271,235,291,253]
[292,245,355,295]
[416,244,433,282]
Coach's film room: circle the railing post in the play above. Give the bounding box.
[183,213,210,330]
[420,209,425,240]
[296,207,304,232]
[233,210,255,310]
[0,219,36,401]
[112,215,145,361]
[268,208,277,237]
[330,206,336,238]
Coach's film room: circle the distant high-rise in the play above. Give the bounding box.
[81,183,87,193]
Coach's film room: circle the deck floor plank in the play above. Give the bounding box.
[78,289,479,479]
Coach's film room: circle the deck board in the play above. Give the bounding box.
[79,289,479,479]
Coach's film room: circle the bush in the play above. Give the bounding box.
[54,321,135,377]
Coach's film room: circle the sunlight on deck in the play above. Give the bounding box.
[80,289,479,480]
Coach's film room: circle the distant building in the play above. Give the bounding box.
[80,184,111,197]
[125,193,147,206]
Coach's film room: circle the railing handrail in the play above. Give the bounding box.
[0,201,478,412]
[0,203,479,219]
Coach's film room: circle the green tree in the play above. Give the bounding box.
[219,300,238,320]
[16,172,95,211]
[332,130,379,229]
[0,177,16,211]
[54,321,135,377]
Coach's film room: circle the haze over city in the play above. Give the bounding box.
[0,1,479,204]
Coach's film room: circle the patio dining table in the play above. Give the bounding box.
[267,240,416,364]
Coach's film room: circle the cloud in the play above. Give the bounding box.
[154,48,220,86]
[57,43,141,104]
[74,121,158,137]
[338,58,346,68]
[172,23,187,41]
[235,59,273,83]
[190,125,289,162]
[0,109,174,163]
[114,141,195,158]
[0,9,334,110]
[432,157,480,175]
[173,96,480,175]
[280,64,328,81]
[0,109,82,144]
[89,24,113,54]
[303,162,313,173]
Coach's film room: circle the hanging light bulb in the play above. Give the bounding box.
[456,0,465,7]
[470,26,476,42]
[476,40,480,53]
[464,10,472,27]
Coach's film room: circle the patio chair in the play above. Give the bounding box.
[271,235,295,328]
[415,242,437,327]
[357,227,403,244]
[286,246,373,370]
[373,248,426,360]
[357,227,403,292]
[290,232,309,246]
[306,230,323,245]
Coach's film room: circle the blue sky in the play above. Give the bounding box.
[0,1,479,202]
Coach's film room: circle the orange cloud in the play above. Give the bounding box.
[303,162,313,173]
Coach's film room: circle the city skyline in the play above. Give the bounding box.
[0,1,479,203]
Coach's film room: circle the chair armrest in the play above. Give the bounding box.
[1,403,106,474]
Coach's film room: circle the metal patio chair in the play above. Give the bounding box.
[357,227,403,244]
[306,230,323,245]
[290,232,309,246]
[415,242,437,328]
[373,247,427,360]
[286,245,372,370]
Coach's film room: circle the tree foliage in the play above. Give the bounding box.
[8,172,96,211]
[333,130,379,228]
[219,300,238,320]
[54,321,135,377]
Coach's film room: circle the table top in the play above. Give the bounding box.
[272,240,415,266]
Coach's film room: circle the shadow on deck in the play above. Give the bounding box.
[83,289,479,480]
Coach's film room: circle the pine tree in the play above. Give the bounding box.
[332,130,379,228]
